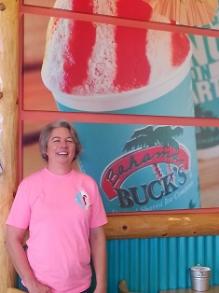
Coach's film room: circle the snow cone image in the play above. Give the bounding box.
[41,0,200,212]
[190,6,219,159]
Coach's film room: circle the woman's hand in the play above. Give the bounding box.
[26,279,52,293]
[94,286,106,293]
[5,225,52,293]
[90,227,107,293]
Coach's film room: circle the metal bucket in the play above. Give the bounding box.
[190,266,211,291]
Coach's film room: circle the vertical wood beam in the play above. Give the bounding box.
[0,0,19,291]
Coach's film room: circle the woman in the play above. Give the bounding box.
[5,120,107,293]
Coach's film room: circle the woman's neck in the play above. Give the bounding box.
[46,162,73,175]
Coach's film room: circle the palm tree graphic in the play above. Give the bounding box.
[123,125,183,179]
[195,105,219,147]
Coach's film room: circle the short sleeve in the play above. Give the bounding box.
[90,179,108,228]
[6,179,31,229]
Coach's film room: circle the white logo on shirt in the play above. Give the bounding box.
[75,190,90,209]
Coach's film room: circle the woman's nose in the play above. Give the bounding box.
[59,139,67,147]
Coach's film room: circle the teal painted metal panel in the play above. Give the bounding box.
[107,236,219,293]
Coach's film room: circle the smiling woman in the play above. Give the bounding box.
[6,120,108,293]
[38,121,81,174]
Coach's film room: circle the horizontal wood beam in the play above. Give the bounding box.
[105,212,219,239]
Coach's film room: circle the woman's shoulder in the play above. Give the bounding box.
[73,169,97,185]
[20,168,46,185]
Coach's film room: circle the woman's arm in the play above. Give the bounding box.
[5,225,51,293]
[90,226,107,293]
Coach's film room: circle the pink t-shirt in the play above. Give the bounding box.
[6,168,107,293]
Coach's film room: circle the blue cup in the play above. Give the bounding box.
[56,68,200,212]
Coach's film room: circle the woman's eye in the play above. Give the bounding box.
[52,139,60,143]
[66,138,74,143]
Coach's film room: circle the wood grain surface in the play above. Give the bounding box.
[0,0,19,291]
[105,212,219,239]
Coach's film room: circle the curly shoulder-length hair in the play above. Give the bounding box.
[39,120,81,162]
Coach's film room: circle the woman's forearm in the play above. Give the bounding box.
[90,227,107,293]
[5,225,37,287]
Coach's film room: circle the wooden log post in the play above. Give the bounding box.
[0,0,19,292]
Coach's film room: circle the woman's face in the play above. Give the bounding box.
[46,127,76,168]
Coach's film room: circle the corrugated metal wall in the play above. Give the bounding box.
[107,235,219,293]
